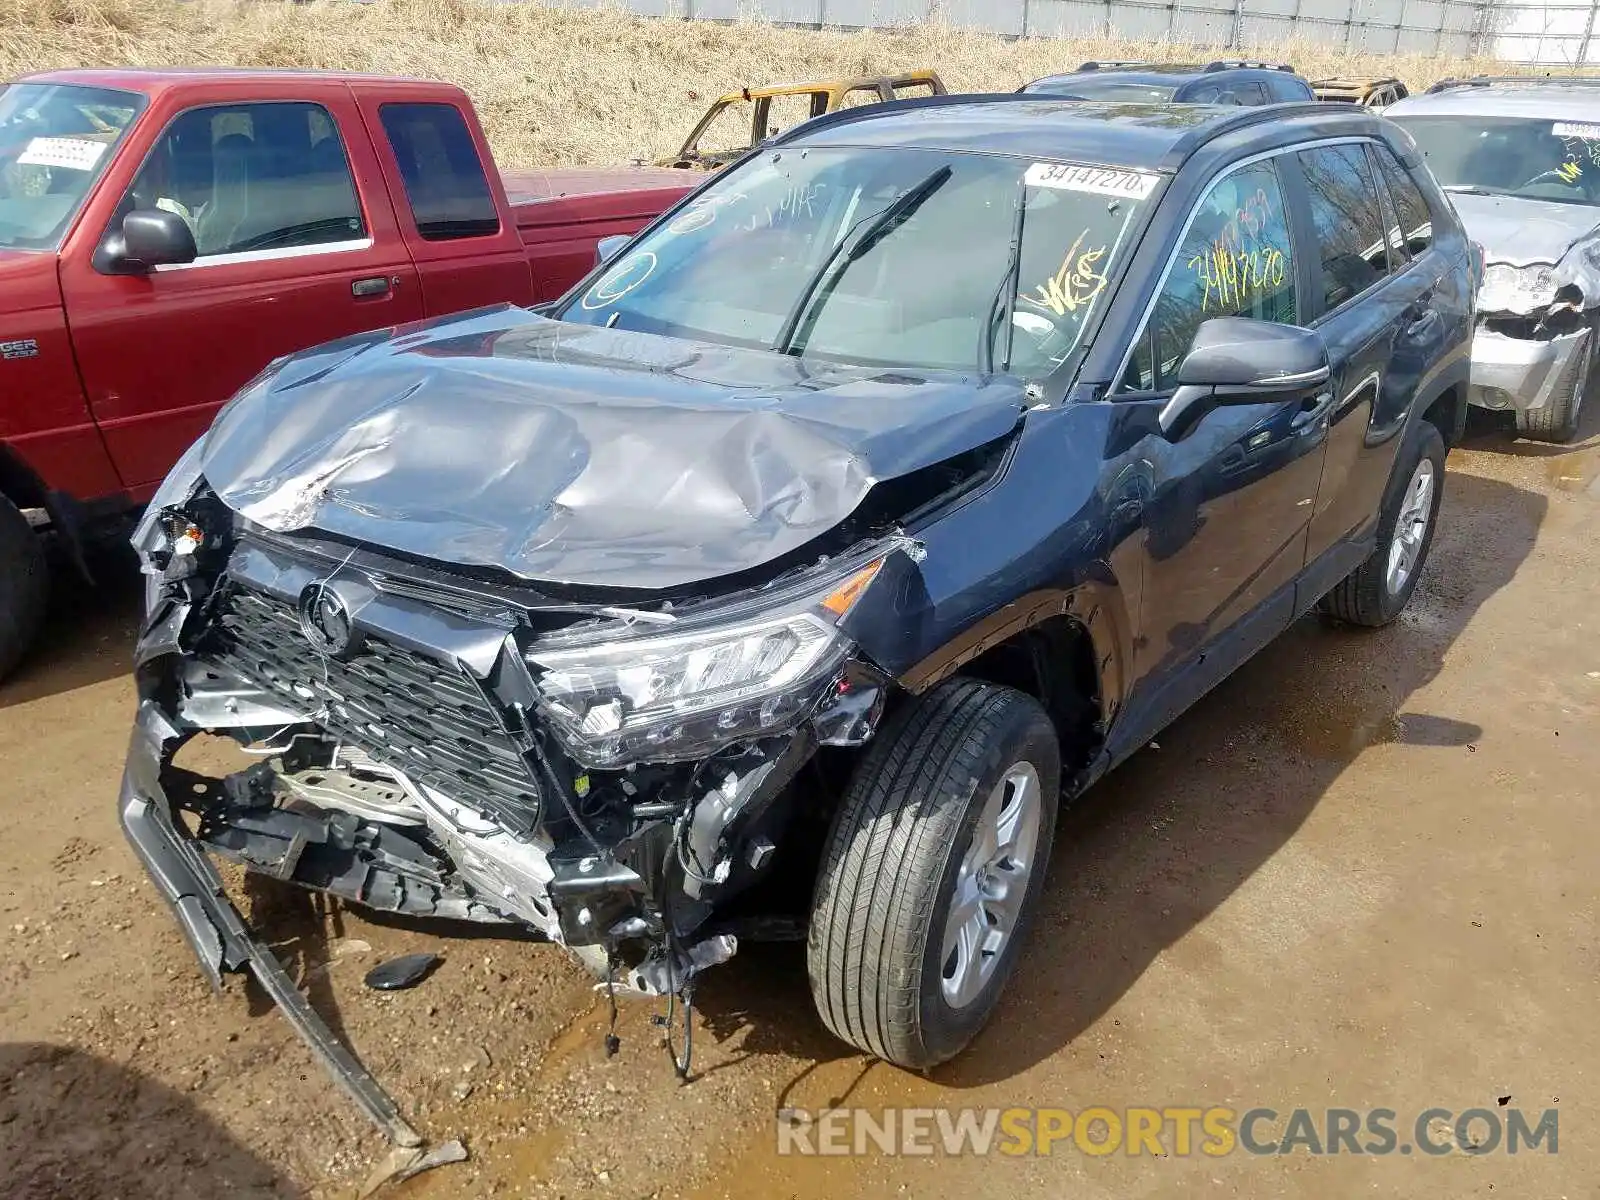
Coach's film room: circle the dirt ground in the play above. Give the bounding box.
[2,412,1596,1200]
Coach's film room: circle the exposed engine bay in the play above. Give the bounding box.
[114,298,1053,1146]
[120,443,980,1139]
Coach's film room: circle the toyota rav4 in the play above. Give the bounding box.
[119,96,1473,1140]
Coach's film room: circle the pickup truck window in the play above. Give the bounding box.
[0,83,145,251]
[378,103,499,241]
[124,101,365,258]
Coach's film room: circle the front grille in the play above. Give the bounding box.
[201,586,542,836]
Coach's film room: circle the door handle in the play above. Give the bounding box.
[1404,291,1437,329]
[1407,308,1440,336]
[1290,391,1334,432]
[352,275,394,298]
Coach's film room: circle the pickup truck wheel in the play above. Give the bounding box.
[1514,326,1591,444]
[1319,419,1447,628]
[807,679,1059,1069]
[0,495,48,681]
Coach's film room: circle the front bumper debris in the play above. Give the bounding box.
[1468,324,1589,413]
[119,700,422,1148]
[122,500,904,1116]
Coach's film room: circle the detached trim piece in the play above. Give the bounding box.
[119,702,423,1148]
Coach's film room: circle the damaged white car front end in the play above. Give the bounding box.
[1469,256,1595,417]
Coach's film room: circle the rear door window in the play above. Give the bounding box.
[1124,157,1298,392]
[1296,143,1394,311]
[1370,142,1433,258]
[125,101,364,258]
[378,103,499,241]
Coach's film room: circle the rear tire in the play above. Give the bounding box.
[1515,326,1591,444]
[807,679,1060,1070]
[1319,419,1446,628]
[0,495,47,681]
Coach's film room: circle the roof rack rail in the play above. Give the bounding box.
[1427,73,1600,92]
[1076,60,1149,72]
[1206,60,1296,73]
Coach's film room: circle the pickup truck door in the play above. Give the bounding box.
[57,86,424,491]
[1106,152,1330,755]
[353,90,533,318]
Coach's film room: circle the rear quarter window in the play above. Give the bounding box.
[1371,142,1434,258]
[379,103,499,241]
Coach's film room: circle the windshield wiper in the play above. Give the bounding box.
[773,165,953,356]
[980,182,1029,374]
[1443,185,1515,198]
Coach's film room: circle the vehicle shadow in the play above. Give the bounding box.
[0,544,142,709]
[691,468,1545,1092]
[0,1041,300,1199]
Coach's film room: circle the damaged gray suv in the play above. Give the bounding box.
[121,95,1472,1137]
[1389,77,1600,441]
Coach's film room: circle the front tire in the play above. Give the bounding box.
[0,495,47,681]
[1515,326,1591,444]
[1319,419,1446,628]
[807,679,1060,1069]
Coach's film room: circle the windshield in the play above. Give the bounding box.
[556,147,1156,376]
[1391,114,1600,207]
[1027,79,1179,103]
[0,84,145,250]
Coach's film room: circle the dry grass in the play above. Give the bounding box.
[1,0,1515,168]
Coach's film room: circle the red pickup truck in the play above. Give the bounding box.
[0,68,695,677]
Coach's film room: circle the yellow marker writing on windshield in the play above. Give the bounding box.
[1022,231,1108,318]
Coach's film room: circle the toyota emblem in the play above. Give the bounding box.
[297,582,361,659]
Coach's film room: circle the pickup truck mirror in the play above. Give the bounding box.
[595,234,630,267]
[97,209,197,275]
[1161,317,1331,436]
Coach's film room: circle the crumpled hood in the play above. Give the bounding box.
[1450,192,1600,267]
[199,307,1026,590]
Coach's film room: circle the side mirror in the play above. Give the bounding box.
[595,234,630,267]
[125,209,197,267]
[1160,318,1330,436]
[95,208,197,275]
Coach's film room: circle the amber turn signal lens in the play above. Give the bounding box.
[820,559,884,618]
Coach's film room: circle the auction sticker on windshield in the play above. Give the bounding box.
[16,136,109,171]
[1554,122,1600,140]
[1026,162,1159,199]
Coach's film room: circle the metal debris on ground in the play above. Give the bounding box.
[358,1139,469,1197]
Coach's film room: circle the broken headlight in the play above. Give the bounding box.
[131,437,208,613]
[526,557,885,769]
[1479,263,1557,315]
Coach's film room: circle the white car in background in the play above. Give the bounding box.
[1388,76,1600,442]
